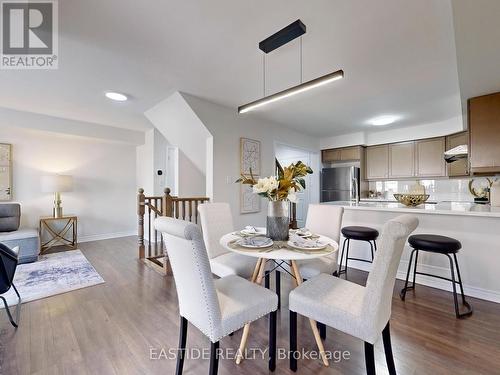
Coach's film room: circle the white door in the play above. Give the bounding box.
[0,144,12,201]
[275,145,312,228]
[166,146,179,195]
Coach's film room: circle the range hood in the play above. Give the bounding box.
[444,144,468,163]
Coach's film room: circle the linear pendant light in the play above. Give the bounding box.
[238,69,344,114]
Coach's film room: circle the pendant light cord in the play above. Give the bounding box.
[262,35,302,98]
[263,53,266,97]
[300,36,303,84]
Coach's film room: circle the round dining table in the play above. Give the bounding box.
[220,228,339,367]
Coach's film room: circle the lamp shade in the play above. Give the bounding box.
[41,175,74,193]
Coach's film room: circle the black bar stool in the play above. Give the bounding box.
[338,226,379,279]
[400,234,473,319]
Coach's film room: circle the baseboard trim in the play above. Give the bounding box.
[348,259,500,304]
[78,231,136,243]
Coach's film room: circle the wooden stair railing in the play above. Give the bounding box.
[138,187,209,274]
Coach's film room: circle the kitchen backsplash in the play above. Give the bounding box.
[368,178,497,202]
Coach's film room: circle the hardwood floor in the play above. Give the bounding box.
[1,236,500,375]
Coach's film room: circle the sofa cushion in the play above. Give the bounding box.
[0,203,21,232]
[0,228,40,264]
[0,228,38,241]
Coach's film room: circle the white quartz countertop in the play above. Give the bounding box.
[322,201,500,218]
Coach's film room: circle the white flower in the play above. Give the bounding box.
[287,187,298,203]
[253,177,278,194]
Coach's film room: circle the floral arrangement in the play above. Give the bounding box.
[236,160,313,203]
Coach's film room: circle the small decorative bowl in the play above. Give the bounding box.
[393,194,430,207]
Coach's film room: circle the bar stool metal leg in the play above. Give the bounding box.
[412,250,419,287]
[446,254,461,319]
[369,240,375,261]
[400,249,417,301]
[338,238,347,276]
[344,239,350,279]
[451,253,473,318]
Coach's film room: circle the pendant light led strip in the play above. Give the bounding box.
[238,69,344,114]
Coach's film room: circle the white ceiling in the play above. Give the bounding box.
[0,0,498,136]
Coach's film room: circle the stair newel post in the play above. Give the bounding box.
[138,188,146,259]
[163,188,173,218]
[162,187,174,274]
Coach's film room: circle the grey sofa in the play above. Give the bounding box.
[0,203,40,264]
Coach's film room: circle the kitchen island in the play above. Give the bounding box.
[323,201,500,303]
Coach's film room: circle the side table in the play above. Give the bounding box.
[39,215,78,254]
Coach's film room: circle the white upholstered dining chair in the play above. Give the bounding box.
[198,203,257,279]
[296,204,344,279]
[155,217,278,375]
[289,214,418,374]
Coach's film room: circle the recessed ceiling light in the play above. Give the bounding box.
[105,92,128,102]
[368,115,400,126]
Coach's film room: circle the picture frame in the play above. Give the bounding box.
[0,143,13,201]
[240,138,261,176]
[240,180,261,214]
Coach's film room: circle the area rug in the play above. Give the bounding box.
[1,250,105,307]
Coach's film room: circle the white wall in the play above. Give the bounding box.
[136,129,155,195]
[0,126,137,242]
[183,94,321,229]
[145,92,211,197]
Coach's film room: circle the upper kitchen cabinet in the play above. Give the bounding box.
[322,149,341,163]
[446,132,469,177]
[322,146,362,163]
[389,142,415,178]
[366,145,389,179]
[340,146,362,161]
[416,137,446,177]
[469,92,500,175]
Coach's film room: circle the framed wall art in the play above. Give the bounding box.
[240,138,261,176]
[240,181,260,214]
[0,143,12,201]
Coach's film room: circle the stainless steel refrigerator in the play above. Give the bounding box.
[320,166,360,202]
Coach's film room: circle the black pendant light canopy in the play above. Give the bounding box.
[259,20,306,54]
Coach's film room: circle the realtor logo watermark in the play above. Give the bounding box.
[1,0,58,69]
[150,346,351,363]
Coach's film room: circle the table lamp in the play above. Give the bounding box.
[41,175,74,218]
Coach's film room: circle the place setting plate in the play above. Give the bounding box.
[238,226,266,236]
[287,235,329,252]
[229,235,274,250]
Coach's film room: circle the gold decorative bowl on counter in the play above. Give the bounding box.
[393,194,430,207]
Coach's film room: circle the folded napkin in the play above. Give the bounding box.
[295,227,312,236]
[243,226,258,234]
[290,234,325,249]
[238,236,272,247]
